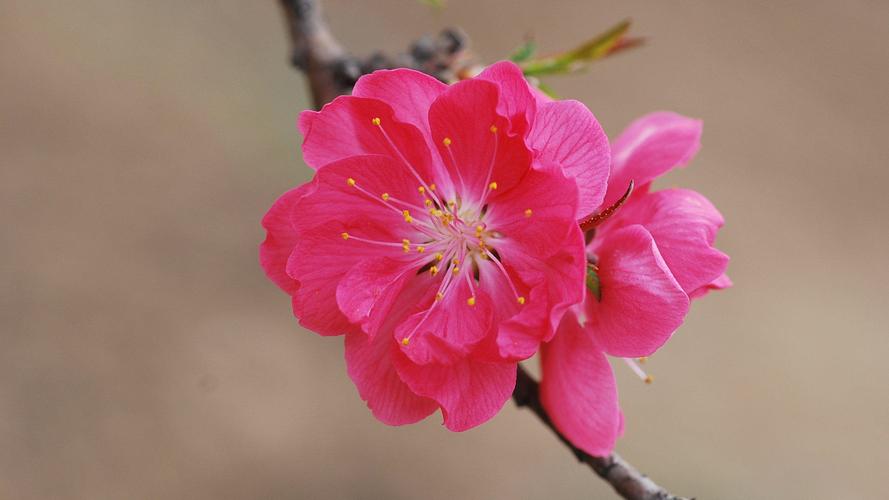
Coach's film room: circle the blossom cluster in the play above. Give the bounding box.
[260,61,729,455]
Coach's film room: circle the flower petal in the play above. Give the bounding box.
[587,224,689,358]
[344,326,438,426]
[428,79,532,202]
[540,311,621,457]
[604,112,702,207]
[607,188,729,295]
[336,256,418,338]
[396,277,494,365]
[394,354,516,432]
[298,95,439,185]
[477,60,536,135]
[259,184,313,294]
[528,100,611,217]
[688,272,733,299]
[352,68,447,134]
[287,155,430,336]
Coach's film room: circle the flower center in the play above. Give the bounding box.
[337,116,531,347]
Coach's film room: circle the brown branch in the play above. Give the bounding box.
[513,365,690,500]
[276,2,690,498]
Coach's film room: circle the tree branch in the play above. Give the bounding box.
[513,365,690,500]
[276,2,690,498]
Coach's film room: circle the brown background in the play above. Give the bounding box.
[3,1,888,498]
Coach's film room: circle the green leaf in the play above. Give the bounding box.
[519,19,640,77]
[509,39,537,63]
[586,264,602,302]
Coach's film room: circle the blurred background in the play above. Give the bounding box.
[3,1,888,498]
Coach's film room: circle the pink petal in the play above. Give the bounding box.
[528,100,611,218]
[587,225,689,358]
[352,68,446,158]
[287,155,429,336]
[688,272,733,299]
[259,184,313,294]
[428,79,532,202]
[481,166,586,358]
[540,311,621,457]
[476,61,536,135]
[344,327,438,425]
[396,277,494,365]
[604,112,702,207]
[336,256,418,338]
[298,95,439,185]
[394,354,516,432]
[607,188,729,295]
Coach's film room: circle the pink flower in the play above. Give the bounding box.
[260,62,610,430]
[539,112,731,456]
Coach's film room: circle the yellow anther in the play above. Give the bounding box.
[435,292,444,301]
[434,252,444,261]
[430,265,439,276]
[430,209,443,217]
[476,224,484,234]
[517,296,526,305]
[442,137,452,146]
[401,337,410,346]
[347,178,356,187]
[644,375,654,384]
[402,210,413,223]
[402,209,410,217]
[451,257,460,266]
[524,208,533,217]
[467,296,476,306]
[638,356,649,364]
[424,199,433,207]
[490,124,498,133]
[448,200,456,206]
[402,238,410,246]
[418,186,425,194]
[480,253,490,260]
[371,117,381,126]
[451,266,460,274]
[341,232,350,240]
[417,246,426,253]
[488,181,498,190]
[381,193,390,201]
[404,215,413,223]
[429,184,436,191]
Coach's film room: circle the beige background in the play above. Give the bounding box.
[3,1,888,498]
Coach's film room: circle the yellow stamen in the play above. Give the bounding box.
[404,215,413,223]
[467,296,476,306]
[524,208,533,217]
[451,257,459,266]
[451,266,459,274]
[475,224,484,234]
[488,181,498,190]
[429,184,436,191]
[489,124,498,133]
[644,375,654,384]
[424,199,433,207]
[417,246,425,253]
[430,265,439,276]
[371,117,381,126]
[418,186,425,194]
[341,232,350,240]
[435,292,444,301]
[517,296,526,305]
[401,337,409,346]
[638,357,649,364]
[442,137,452,146]
[381,193,390,201]
[434,252,444,261]
[347,178,356,187]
